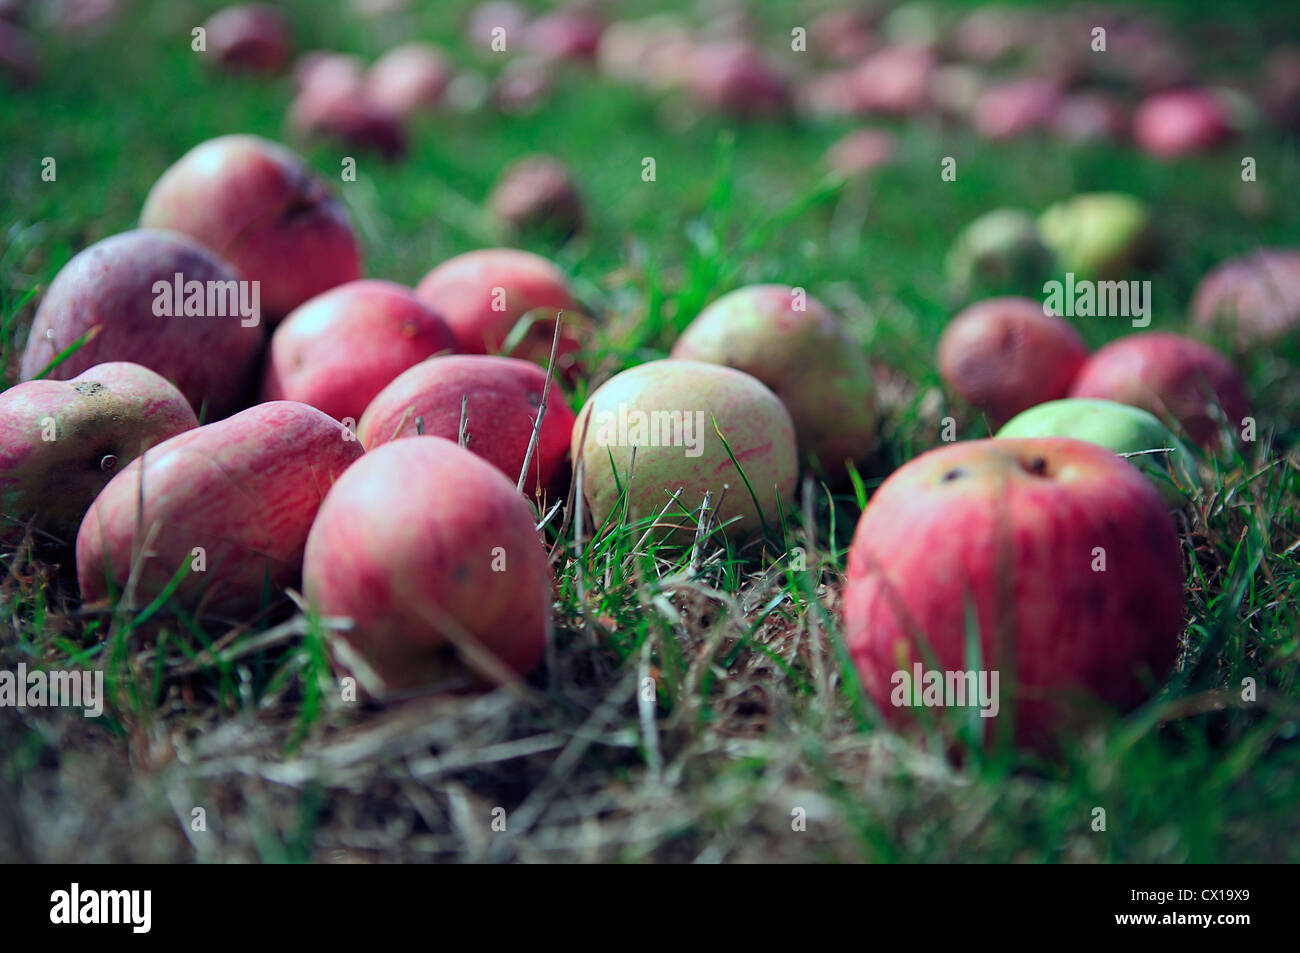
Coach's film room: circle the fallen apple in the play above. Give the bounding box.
[1189,248,1300,348]
[945,209,1056,300]
[572,360,797,544]
[487,155,583,238]
[1051,92,1129,143]
[289,76,408,161]
[844,436,1184,751]
[852,44,935,116]
[76,400,362,615]
[670,285,877,481]
[1133,87,1234,158]
[261,279,457,426]
[302,436,552,697]
[0,18,37,87]
[140,135,363,323]
[364,43,453,117]
[996,398,1196,505]
[822,129,897,179]
[357,354,575,499]
[522,6,605,62]
[971,78,1061,140]
[1,362,198,541]
[1038,193,1153,281]
[937,296,1089,426]
[19,229,264,419]
[688,41,791,118]
[202,4,292,75]
[1068,332,1252,448]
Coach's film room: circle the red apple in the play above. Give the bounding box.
[357,354,575,499]
[937,297,1088,426]
[492,56,554,113]
[19,230,263,419]
[203,4,291,75]
[302,436,552,697]
[1190,248,1300,348]
[466,1,528,52]
[364,43,453,117]
[1068,332,1251,448]
[844,436,1184,751]
[971,78,1061,140]
[688,41,791,118]
[852,45,935,116]
[1051,92,1129,144]
[76,401,362,615]
[809,8,877,63]
[1,362,198,541]
[522,6,605,63]
[487,155,583,238]
[823,129,897,178]
[139,135,363,323]
[261,280,456,425]
[289,75,407,161]
[1133,88,1234,158]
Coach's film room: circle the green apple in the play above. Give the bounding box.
[946,208,1056,300]
[1037,193,1152,280]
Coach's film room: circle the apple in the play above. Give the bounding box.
[202,4,291,75]
[302,436,552,698]
[852,45,935,116]
[971,78,1061,140]
[357,354,575,499]
[823,129,897,179]
[364,43,453,117]
[1,363,198,541]
[945,209,1056,300]
[1190,248,1300,348]
[595,15,693,90]
[937,296,1088,426]
[76,401,362,615]
[1068,332,1252,448]
[414,248,582,371]
[19,230,263,419]
[522,7,605,62]
[996,398,1196,505]
[139,135,362,323]
[798,69,866,118]
[670,285,877,481]
[261,280,456,426]
[487,156,583,238]
[0,19,36,87]
[572,360,797,545]
[1038,192,1153,280]
[688,41,791,118]
[288,74,408,161]
[809,8,877,63]
[466,1,528,53]
[492,56,555,114]
[1051,92,1129,143]
[294,50,365,97]
[844,436,1184,751]
[1133,88,1234,158]
[953,6,1032,63]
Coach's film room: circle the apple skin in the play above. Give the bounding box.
[688,41,791,118]
[357,354,575,499]
[996,398,1196,506]
[414,248,582,372]
[1037,192,1153,280]
[364,43,452,117]
[844,437,1184,751]
[203,4,292,75]
[76,401,363,616]
[937,296,1089,426]
[487,156,583,238]
[1,363,198,541]
[1190,248,1300,348]
[572,360,797,544]
[139,135,363,323]
[261,280,457,426]
[1068,332,1251,448]
[19,229,263,419]
[1133,88,1233,158]
[852,45,935,116]
[670,285,877,481]
[302,436,552,698]
[971,78,1062,140]
[945,209,1056,300]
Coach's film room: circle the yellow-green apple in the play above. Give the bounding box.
[364,43,452,117]
[945,209,1055,300]
[996,398,1196,506]
[844,437,1184,751]
[18,230,263,418]
[572,360,797,543]
[358,354,575,499]
[203,4,291,75]
[76,401,362,615]
[937,296,1088,426]
[139,135,362,322]
[1,363,198,541]
[669,284,877,481]
[302,436,552,698]
[414,248,583,373]
[487,156,583,239]
[261,279,456,425]
[1068,332,1251,448]
[1133,88,1234,158]
[1190,248,1300,348]
[1038,192,1152,279]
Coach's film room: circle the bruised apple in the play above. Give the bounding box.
[357,354,575,499]
[844,437,1184,751]
[670,285,877,480]
[1,363,198,541]
[572,360,797,544]
[302,437,552,698]
[76,401,362,615]
[19,230,263,418]
[262,280,456,425]
[139,135,362,322]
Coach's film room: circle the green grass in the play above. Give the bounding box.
[1,0,1299,862]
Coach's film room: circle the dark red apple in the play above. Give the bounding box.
[203,4,292,75]
[1133,88,1234,158]
[487,155,583,238]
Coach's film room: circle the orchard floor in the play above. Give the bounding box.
[1,0,1299,862]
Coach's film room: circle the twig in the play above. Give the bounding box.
[517,311,565,494]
